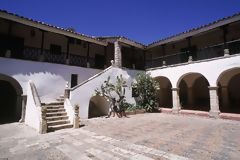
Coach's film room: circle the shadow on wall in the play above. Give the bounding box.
[88,96,110,118]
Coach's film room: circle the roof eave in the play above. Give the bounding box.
[0,11,107,46]
[147,14,240,49]
[99,37,146,49]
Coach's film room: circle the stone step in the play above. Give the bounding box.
[46,112,67,117]
[59,95,64,99]
[44,101,64,106]
[46,105,64,109]
[56,98,64,102]
[48,123,73,132]
[47,119,70,126]
[46,116,68,121]
[46,108,65,113]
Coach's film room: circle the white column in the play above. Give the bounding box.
[114,41,122,67]
[172,88,181,113]
[209,86,220,118]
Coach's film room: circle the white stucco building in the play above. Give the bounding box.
[0,10,239,132]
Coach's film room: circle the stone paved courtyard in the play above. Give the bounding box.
[0,113,240,160]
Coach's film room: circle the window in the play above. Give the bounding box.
[50,44,61,55]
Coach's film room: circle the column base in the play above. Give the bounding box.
[209,110,220,118]
[172,108,180,114]
[87,62,90,68]
[65,59,70,65]
[224,48,230,56]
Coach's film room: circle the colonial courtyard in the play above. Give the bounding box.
[0,113,240,160]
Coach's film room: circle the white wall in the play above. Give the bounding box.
[0,57,102,102]
[25,82,40,132]
[70,67,142,119]
[148,54,240,88]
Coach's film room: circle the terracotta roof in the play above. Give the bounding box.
[0,9,240,48]
[147,12,240,48]
[0,9,106,45]
[96,36,146,47]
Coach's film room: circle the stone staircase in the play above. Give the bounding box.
[44,95,73,132]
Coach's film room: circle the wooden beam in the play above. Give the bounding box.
[7,20,12,35]
[221,25,228,48]
[40,30,45,54]
[87,42,90,63]
[187,37,192,56]
[161,44,166,56]
[66,37,70,59]
[104,46,107,65]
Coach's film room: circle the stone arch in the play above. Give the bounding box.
[88,96,110,118]
[177,72,210,111]
[0,73,23,124]
[154,76,172,108]
[217,67,240,113]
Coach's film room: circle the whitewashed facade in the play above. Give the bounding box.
[0,10,240,131]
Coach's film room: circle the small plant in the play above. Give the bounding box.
[132,72,159,112]
[123,102,136,111]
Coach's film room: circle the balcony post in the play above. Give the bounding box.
[66,37,70,64]
[131,46,135,69]
[5,21,13,58]
[87,42,90,68]
[187,36,192,58]
[222,25,229,56]
[104,46,107,68]
[143,50,146,69]
[39,30,45,61]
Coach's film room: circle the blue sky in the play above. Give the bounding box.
[0,0,239,44]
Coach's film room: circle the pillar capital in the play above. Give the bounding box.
[171,88,179,91]
[208,86,218,90]
[220,85,228,89]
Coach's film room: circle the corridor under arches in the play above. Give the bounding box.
[0,74,22,124]
[178,73,210,111]
[155,76,172,108]
[88,96,110,118]
[217,68,240,114]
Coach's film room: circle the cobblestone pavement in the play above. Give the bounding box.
[0,113,240,160]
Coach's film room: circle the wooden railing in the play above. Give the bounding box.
[146,39,240,68]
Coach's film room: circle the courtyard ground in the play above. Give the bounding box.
[0,113,240,160]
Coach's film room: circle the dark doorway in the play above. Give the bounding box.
[71,74,78,88]
[95,54,105,69]
[0,80,19,124]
